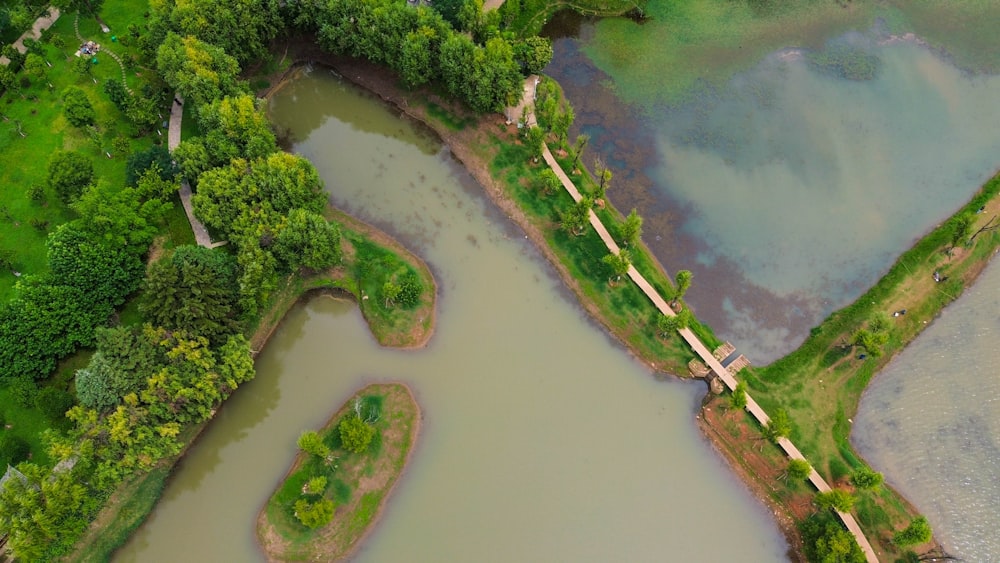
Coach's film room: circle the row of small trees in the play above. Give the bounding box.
[293,402,379,529]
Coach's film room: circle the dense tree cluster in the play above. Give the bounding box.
[309,0,547,113]
[799,512,866,563]
[192,149,342,314]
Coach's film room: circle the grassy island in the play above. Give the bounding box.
[256,383,420,561]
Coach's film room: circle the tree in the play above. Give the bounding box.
[339,415,376,454]
[786,459,812,481]
[850,467,884,490]
[620,209,643,247]
[602,249,631,284]
[382,281,401,309]
[815,489,855,513]
[47,223,144,307]
[525,125,546,162]
[71,181,171,255]
[23,53,47,82]
[892,516,932,547]
[399,26,437,89]
[273,210,342,272]
[656,313,679,337]
[47,151,94,203]
[552,104,574,146]
[156,33,243,107]
[514,36,553,75]
[166,0,282,64]
[139,246,240,344]
[294,497,335,529]
[103,78,130,112]
[297,430,330,459]
[560,196,592,236]
[673,269,693,306]
[196,94,277,164]
[730,381,747,410]
[62,86,97,128]
[571,133,589,172]
[800,512,865,563]
[303,476,327,496]
[949,212,974,252]
[125,145,175,186]
[537,168,561,195]
[0,434,31,467]
[765,408,791,442]
[54,0,107,20]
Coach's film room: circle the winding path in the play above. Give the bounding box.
[516,76,880,562]
[167,94,225,249]
[0,7,61,66]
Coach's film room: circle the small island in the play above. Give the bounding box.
[256,383,420,561]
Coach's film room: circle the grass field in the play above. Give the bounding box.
[0,0,188,302]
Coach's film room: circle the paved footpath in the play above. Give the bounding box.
[167,94,224,249]
[516,77,880,562]
[0,7,61,66]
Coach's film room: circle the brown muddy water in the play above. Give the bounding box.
[542,5,1000,364]
[114,68,789,561]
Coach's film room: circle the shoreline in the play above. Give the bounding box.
[258,47,1000,559]
[255,382,422,562]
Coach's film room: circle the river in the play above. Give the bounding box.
[114,68,789,561]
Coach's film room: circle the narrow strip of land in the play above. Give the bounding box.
[518,77,879,562]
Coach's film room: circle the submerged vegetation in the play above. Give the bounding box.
[257,383,419,561]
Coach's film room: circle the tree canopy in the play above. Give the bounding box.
[139,246,241,344]
[47,151,94,203]
[156,32,243,107]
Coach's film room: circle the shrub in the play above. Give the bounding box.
[339,415,376,454]
[893,516,932,547]
[35,387,75,421]
[297,430,330,459]
[0,434,31,467]
[7,377,37,408]
[62,86,97,128]
[396,271,422,308]
[294,497,335,529]
[815,489,855,513]
[47,150,94,203]
[850,467,884,490]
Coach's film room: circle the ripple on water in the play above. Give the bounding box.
[853,260,1000,560]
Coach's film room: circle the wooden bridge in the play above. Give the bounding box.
[518,76,880,562]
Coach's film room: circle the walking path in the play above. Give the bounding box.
[167,94,225,249]
[0,7,61,66]
[515,77,879,562]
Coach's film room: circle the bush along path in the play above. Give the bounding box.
[515,76,879,563]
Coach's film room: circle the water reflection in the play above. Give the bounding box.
[545,20,1000,363]
[115,70,789,562]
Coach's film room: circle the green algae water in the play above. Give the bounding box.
[543,2,1000,363]
[113,68,789,561]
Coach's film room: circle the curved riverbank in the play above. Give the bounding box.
[64,93,438,563]
[256,382,421,561]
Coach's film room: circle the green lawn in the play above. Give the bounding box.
[0,0,174,302]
